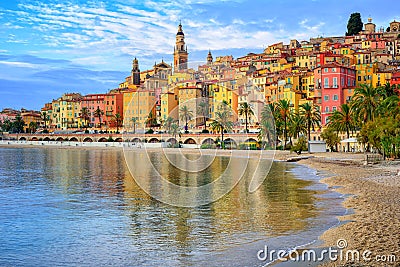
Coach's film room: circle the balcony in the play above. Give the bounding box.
[323,84,339,89]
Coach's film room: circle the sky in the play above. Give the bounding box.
[0,0,398,110]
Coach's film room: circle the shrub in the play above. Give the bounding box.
[201,129,209,133]
[145,129,154,134]
[291,136,308,155]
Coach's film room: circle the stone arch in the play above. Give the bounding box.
[202,138,215,145]
[224,138,237,149]
[69,137,78,142]
[148,137,160,143]
[50,138,55,141]
[244,138,258,143]
[19,137,27,141]
[98,137,108,142]
[167,137,178,144]
[132,137,141,143]
[43,137,50,141]
[38,138,43,141]
[184,138,197,144]
[56,137,64,141]
[83,137,93,142]
[30,137,38,141]
[115,137,123,142]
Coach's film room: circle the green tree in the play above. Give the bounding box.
[328,103,356,152]
[163,116,175,133]
[346,12,363,36]
[238,102,254,133]
[288,112,306,141]
[13,115,25,133]
[291,136,308,155]
[80,107,90,128]
[351,84,383,124]
[299,102,321,142]
[321,128,341,152]
[113,113,123,133]
[170,123,180,142]
[94,107,104,128]
[210,110,233,149]
[28,121,38,133]
[1,119,13,132]
[179,105,193,133]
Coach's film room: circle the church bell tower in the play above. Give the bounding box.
[131,57,140,85]
[173,22,188,72]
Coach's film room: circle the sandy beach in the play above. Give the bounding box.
[296,154,400,267]
[1,142,399,266]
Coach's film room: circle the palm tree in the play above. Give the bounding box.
[328,103,356,152]
[41,111,49,129]
[131,117,138,134]
[351,84,384,124]
[179,105,193,133]
[299,102,321,142]
[288,112,306,140]
[29,121,38,133]
[170,123,180,140]
[258,118,274,149]
[197,101,208,132]
[80,107,90,128]
[238,102,254,133]
[94,107,104,128]
[13,115,25,133]
[210,110,233,149]
[277,99,291,149]
[113,113,123,133]
[163,116,175,133]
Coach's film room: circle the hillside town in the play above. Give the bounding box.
[1,15,400,152]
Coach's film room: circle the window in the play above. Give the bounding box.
[332,106,337,111]
[341,77,345,86]
[325,117,329,124]
[324,78,329,87]
[333,77,338,87]
[324,68,328,73]
[325,106,329,112]
[333,94,338,101]
[324,95,329,101]
[332,68,336,72]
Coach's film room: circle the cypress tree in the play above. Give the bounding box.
[346,13,363,36]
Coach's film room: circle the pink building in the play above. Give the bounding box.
[80,94,107,127]
[318,63,356,125]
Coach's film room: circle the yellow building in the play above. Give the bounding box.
[59,99,82,129]
[160,88,179,121]
[21,111,41,133]
[178,84,203,127]
[372,71,392,87]
[123,88,156,131]
[355,63,377,87]
[209,82,238,120]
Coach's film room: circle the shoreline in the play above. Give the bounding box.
[297,156,400,267]
[1,142,399,266]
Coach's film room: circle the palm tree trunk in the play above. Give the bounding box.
[284,119,287,150]
[346,128,350,152]
[221,127,224,149]
[245,112,248,133]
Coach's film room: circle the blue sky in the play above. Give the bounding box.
[0,0,398,110]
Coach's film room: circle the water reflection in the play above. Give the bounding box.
[0,147,340,267]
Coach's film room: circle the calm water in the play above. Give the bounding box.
[0,147,344,267]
